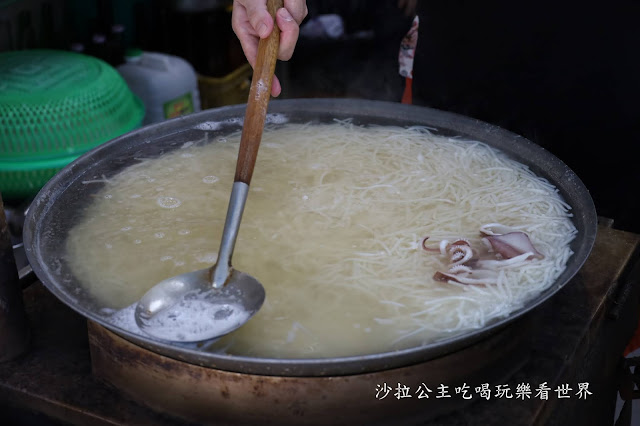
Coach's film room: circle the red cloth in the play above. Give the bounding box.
[402,77,413,105]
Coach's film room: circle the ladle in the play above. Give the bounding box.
[134,0,283,342]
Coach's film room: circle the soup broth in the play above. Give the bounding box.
[66,122,576,358]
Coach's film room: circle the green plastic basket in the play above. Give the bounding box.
[0,154,80,199]
[0,49,144,160]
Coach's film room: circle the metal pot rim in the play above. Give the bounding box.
[23,98,597,376]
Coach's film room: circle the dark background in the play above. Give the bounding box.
[412,1,640,234]
[1,0,639,232]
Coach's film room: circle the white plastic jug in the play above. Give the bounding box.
[117,49,201,125]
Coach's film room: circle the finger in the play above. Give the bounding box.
[276,7,299,61]
[239,0,274,38]
[233,26,259,68]
[232,2,258,67]
[271,74,282,97]
[283,0,308,24]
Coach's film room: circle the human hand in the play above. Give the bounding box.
[232,0,308,96]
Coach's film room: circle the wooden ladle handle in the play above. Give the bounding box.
[234,0,284,185]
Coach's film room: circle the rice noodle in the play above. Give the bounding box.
[65,122,577,358]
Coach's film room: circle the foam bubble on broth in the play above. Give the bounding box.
[139,296,250,342]
[65,122,577,358]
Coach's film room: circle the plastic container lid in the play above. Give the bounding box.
[0,49,145,160]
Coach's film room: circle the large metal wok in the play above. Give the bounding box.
[23,99,597,377]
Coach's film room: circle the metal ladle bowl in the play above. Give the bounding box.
[135,268,265,343]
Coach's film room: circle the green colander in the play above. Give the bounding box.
[0,49,144,199]
[0,154,81,199]
[0,49,144,160]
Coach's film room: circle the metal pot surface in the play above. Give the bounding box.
[23,99,597,376]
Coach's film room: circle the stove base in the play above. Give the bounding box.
[88,319,528,425]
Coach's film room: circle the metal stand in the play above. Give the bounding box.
[0,193,30,362]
